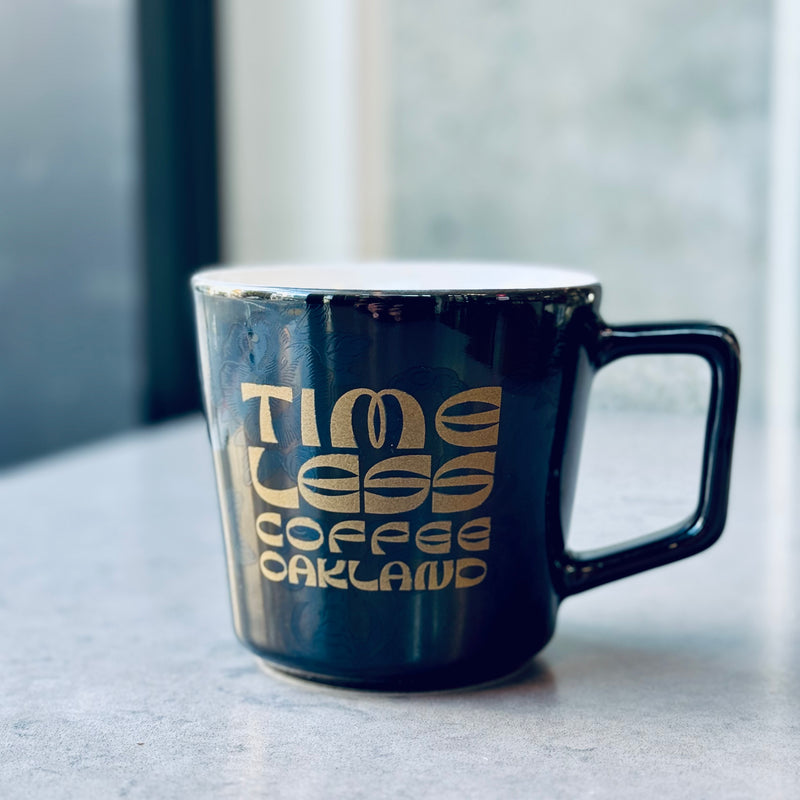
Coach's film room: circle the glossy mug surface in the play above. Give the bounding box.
[192,262,740,690]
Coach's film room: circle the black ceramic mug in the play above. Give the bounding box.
[192,263,739,690]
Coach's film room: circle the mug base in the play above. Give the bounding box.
[254,652,537,693]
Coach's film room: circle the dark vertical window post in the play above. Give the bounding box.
[136,0,221,420]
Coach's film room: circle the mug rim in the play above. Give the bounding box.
[191,261,600,297]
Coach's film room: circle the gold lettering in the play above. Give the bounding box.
[248,447,300,509]
[285,517,324,551]
[363,455,431,514]
[328,520,366,553]
[414,560,455,590]
[300,388,321,447]
[457,517,491,551]
[415,521,452,554]
[435,387,502,448]
[348,560,379,591]
[241,383,293,444]
[371,521,410,555]
[260,550,288,582]
[432,452,496,513]
[379,561,412,591]
[297,454,360,513]
[330,389,425,449]
[255,512,284,547]
[288,554,317,586]
[455,558,488,588]
[317,559,348,589]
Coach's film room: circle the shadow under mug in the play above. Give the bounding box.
[192,262,740,690]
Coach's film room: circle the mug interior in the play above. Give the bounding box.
[192,262,599,295]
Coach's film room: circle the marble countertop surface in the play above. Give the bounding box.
[1,413,798,799]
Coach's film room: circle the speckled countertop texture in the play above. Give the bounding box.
[2,414,797,799]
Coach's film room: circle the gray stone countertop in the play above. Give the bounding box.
[1,414,798,799]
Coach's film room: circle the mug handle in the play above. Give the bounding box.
[556,322,740,597]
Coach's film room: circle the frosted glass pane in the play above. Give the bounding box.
[0,0,140,466]
[389,0,766,416]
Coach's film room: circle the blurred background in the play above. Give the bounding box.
[0,0,792,468]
